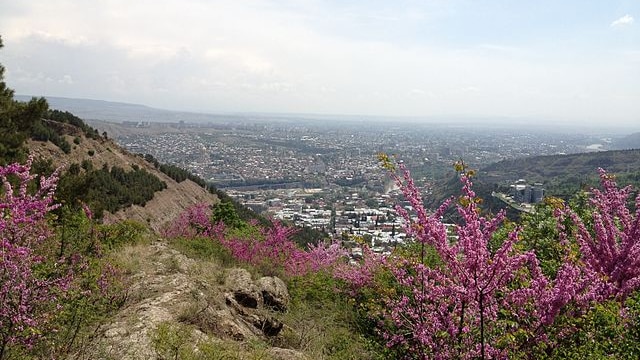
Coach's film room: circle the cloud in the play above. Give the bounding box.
[0,1,638,124]
[610,14,634,27]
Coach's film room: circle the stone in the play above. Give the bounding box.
[104,327,128,338]
[225,268,262,308]
[257,276,290,312]
[257,315,284,337]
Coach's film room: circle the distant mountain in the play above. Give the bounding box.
[611,132,640,150]
[14,95,334,126]
[15,95,183,123]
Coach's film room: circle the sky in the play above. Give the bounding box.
[0,0,638,126]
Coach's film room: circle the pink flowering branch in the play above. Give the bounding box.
[165,205,346,277]
[376,158,594,359]
[333,245,384,292]
[161,203,215,238]
[0,157,71,357]
[558,168,640,300]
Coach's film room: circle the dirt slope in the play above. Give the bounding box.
[27,134,218,232]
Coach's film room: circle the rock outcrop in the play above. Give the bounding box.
[257,276,290,312]
[92,243,300,359]
[226,268,263,309]
[217,268,290,339]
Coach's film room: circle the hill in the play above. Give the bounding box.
[14,95,173,123]
[15,95,241,126]
[425,149,640,219]
[480,148,640,184]
[612,132,640,150]
[479,148,640,201]
[27,136,217,232]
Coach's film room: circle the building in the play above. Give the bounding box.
[511,179,544,204]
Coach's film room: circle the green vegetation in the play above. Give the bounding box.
[151,321,287,360]
[169,236,236,267]
[280,272,385,359]
[426,149,640,221]
[56,162,167,219]
[46,109,101,139]
[482,149,640,198]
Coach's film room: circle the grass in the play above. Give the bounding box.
[151,321,279,360]
[271,272,384,360]
[169,236,236,267]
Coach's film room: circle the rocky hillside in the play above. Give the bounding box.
[89,240,305,360]
[27,131,218,233]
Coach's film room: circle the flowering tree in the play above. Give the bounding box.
[161,202,214,238]
[333,244,385,294]
[558,168,640,300]
[0,158,70,358]
[374,155,600,359]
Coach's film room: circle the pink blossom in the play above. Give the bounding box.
[373,161,593,359]
[558,168,640,300]
[162,203,214,238]
[0,157,70,353]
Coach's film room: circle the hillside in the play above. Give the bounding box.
[27,132,218,233]
[424,149,640,219]
[4,111,334,359]
[5,108,343,359]
[612,132,640,150]
[479,149,640,201]
[480,148,640,184]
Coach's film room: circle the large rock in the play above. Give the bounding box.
[225,268,262,308]
[219,269,289,338]
[257,276,290,312]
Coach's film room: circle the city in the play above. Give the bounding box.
[103,117,615,254]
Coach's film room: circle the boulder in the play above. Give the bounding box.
[225,268,262,308]
[257,276,290,312]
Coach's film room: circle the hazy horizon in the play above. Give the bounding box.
[14,94,638,135]
[1,1,639,126]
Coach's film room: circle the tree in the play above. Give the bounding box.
[0,36,49,164]
[373,155,595,359]
[558,168,640,300]
[0,158,71,358]
[212,201,244,229]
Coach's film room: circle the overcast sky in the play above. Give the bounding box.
[0,1,638,125]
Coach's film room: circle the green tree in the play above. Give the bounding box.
[211,201,244,229]
[0,36,50,163]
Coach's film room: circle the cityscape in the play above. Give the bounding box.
[103,117,615,254]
